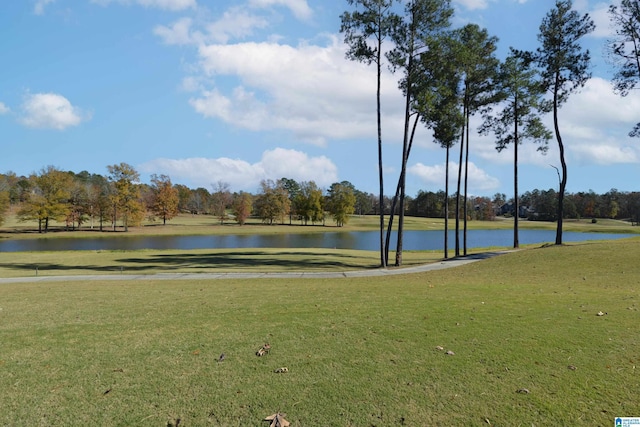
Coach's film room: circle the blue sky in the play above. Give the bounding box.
[0,0,637,198]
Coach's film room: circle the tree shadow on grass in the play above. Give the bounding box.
[0,251,377,275]
[119,250,373,271]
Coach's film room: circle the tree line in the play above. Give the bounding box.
[341,0,639,265]
[1,166,638,233]
[0,166,360,232]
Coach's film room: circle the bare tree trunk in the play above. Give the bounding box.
[455,102,467,257]
[386,115,419,266]
[376,29,386,268]
[513,92,520,249]
[444,146,450,259]
[553,77,566,245]
[463,105,470,257]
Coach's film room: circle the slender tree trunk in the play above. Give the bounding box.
[385,170,401,265]
[553,77,566,245]
[463,105,470,257]
[513,94,520,249]
[444,146,450,259]
[386,115,419,266]
[455,103,466,257]
[376,28,386,269]
[395,50,416,267]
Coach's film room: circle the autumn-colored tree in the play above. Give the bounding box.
[232,191,253,225]
[211,181,232,225]
[107,163,144,232]
[149,174,179,225]
[17,166,72,233]
[0,174,11,227]
[0,191,8,227]
[254,179,290,224]
[93,175,113,231]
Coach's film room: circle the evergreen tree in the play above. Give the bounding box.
[534,0,595,244]
[606,0,640,137]
[341,0,400,267]
[481,49,552,248]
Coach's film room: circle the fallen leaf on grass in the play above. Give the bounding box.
[516,388,530,394]
[264,412,290,427]
[435,346,444,351]
[445,350,455,356]
[256,343,271,357]
[568,365,577,370]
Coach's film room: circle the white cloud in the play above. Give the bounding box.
[572,0,589,12]
[205,8,270,44]
[588,2,614,38]
[470,76,640,170]
[34,0,55,15]
[0,102,9,115]
[20,93,89,130]
[555,77,640,165]
[572,143,638,165]
[154,4,302,46]
[153,17,196,45]
[248,0,312,20]
[139,148,338,190]
[91,0,196,11]
[189,38,404,146]
[409,161,500,192]
[453,0,490,11]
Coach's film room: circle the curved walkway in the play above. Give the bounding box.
[0,251,512,284]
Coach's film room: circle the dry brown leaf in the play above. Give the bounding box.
[264,412,290,427]
[256,343,271,356]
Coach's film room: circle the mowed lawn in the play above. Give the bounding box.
[1,239,639,426]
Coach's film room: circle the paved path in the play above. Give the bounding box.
[0,251,511,284]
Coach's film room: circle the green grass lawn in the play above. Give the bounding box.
[1,238,639,426]
[0,248,444,278]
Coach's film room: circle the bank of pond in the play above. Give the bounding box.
[0,229,635,252]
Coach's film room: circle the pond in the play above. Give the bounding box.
[0,229,635,252]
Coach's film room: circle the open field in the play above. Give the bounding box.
[1,238,639,426]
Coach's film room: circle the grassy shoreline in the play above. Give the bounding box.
[1,239,639,425]
[1,212,638,241]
